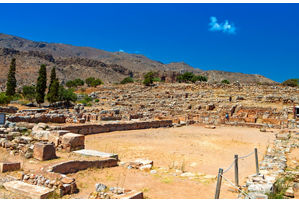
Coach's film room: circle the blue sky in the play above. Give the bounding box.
[0,3,298,82]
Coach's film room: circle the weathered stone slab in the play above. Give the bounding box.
[49,158,118,174]
[3,181,54,199]
[0,162,21,173]
[73,149,118,160]
[33,142,56,161]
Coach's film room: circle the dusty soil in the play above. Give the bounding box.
[79,125,275,199]
[0,125,276,199]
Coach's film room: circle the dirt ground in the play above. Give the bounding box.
[77,125,275,199]
[0,125,276,199]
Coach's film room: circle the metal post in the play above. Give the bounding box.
[234,154,239,187]
[254,148,259,176]
[215,168,223,199]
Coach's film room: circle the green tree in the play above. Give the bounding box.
[120,77,134,84]
[85,77,103,87]
[282,79,299,87]
[22,85,36,102]
[90,79,103,87]
[66,78,85,88]
[73,78,84,87]
[177,72,207,83]
[48,67,57,93]
[85,77,96,87]
[66,80,75,88]
[0,92,11,105]
[143,71,154,86]
[6,58,17,96]
[47,79,60,103]
[221,79,230,84]
[58,86,77,106]
[36,64,47,104]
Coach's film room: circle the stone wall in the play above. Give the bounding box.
[0,106,18,113]
[57,120,173,135]
[7,114,66,123]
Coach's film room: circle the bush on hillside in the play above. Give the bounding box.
[177,72,208,83]
[120,77,134,84]
[0,92,11,105]
[282,79,299,87]
[221,79,230,84]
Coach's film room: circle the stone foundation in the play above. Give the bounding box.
[58,120,173,135]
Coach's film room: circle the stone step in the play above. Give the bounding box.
[3,181,54,199]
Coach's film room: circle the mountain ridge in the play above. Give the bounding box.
[0,33,277,87]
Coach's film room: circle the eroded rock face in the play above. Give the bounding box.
[33,142,56,161]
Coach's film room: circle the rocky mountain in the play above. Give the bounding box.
[0,33,277,88]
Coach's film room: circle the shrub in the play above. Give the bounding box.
[90,79,103,87]
[153,77,161,82]
[221,79,230,84]
[95,99,99,102]
[282,79,299,87]
[85,77,103,87]
[143,71,154,86]
[66,79,85,88]
[177,72,208,83]
[0,92,11,105]
[66,80,75,88]
[73,78,84,87]
[58,86,77,105]
[78,94,93,106]
[120,77,134,84]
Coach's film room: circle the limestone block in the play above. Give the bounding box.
[33,142,56,161]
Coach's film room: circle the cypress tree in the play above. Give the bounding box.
[6,58,17,96]
[48,67,56,94]
[36,64,47,104]
[47,79,59,103]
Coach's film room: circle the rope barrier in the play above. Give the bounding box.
[223,160,235,174]
[221,174,251,199]
[238,151,255,160]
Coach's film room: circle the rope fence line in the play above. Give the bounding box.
[214,148,260,199]
[238,151,255,160]
[223,160,235,174]
[221,174,251,199]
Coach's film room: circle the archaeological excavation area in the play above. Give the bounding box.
[0,82,298,199]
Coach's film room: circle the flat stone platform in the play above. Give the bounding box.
[73,149,118,160]
[3,181,54,199]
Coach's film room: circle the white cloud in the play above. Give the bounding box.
[209,16,236,34]
[119,49,125,52]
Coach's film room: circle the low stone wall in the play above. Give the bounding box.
[0,106,18,113]
[49,158,118,174]
[58,120,173,135]
[7,114,66,123]
[244,130,299,199]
